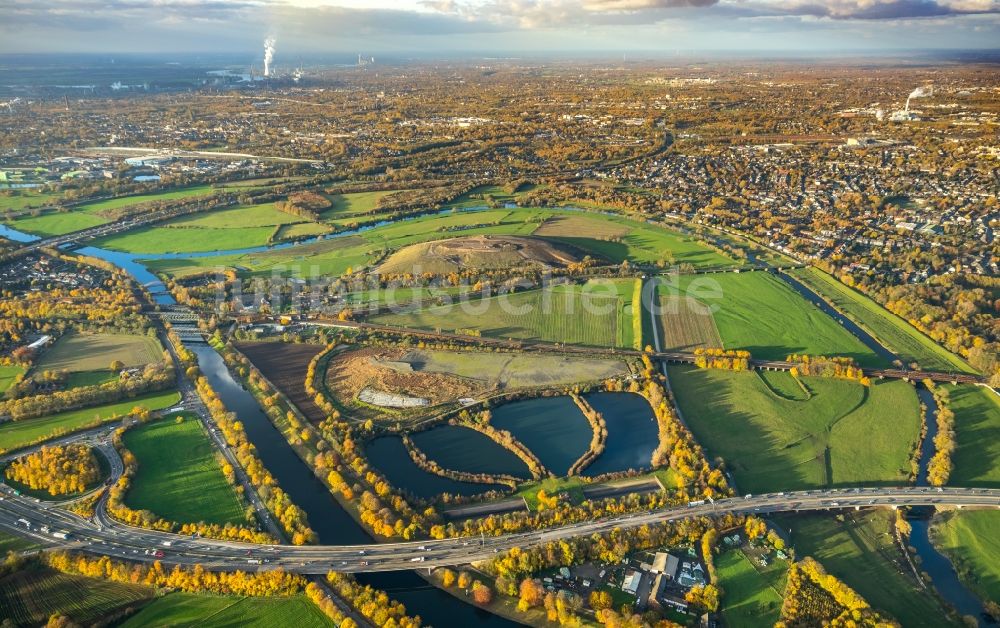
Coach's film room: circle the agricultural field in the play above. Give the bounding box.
[717,549,787,628]
[658,272,884,366]
[0,566,152,627]
[787,267,974,373]
[36,332,162,373]
[654,295,723,351]
[373,279,638,348]
[119,592,334,628]
[237,342,326,423]
[0,390,180,454]
[668,366,921,492]
[93,202,311,253]
[947,384,1000,487]
[322,189,408,219]
[7,210,109,237]
[931,511,1000,604]
[778,511,956,627]
[122,415,247,526]
[0,188,63,213]
[0,364,25,395]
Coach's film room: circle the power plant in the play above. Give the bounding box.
[891,84,932,122]
[263,37,276,77]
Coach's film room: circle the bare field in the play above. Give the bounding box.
[327,346,629,413]
[656,295,723,351]
[237,342,326,422]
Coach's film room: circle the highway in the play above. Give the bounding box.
[1,484,997,574]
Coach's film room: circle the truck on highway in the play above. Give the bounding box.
[15,518,30,529]
[247,558,261,565]
[161,541,172,547]
[687,500,705,507]
[410,557,425,562]
[52,531,70,540]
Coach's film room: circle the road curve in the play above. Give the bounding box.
[1,485,996,574]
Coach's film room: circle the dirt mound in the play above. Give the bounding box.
[376,235,587,275]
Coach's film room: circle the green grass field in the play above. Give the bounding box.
[668,366,920,492]
[119,592,333,628]
[122,415,246,526]
[948,385,1000,487]
[0,390,180,454]
[65,370,119,389]
[143,207,731,279]
[779,512,956,627]
[0,365,25,395]
[0,566,152,627]
[0,189,63,213]
[788,267,974,373]
[323,189,409,219]
[717,549,787,628]
[931,511,1000,604]
[373,279,638,347]
[8,211,109,237]
[659,272,884,366]
[0,531,42,554]
[36,332,162,373]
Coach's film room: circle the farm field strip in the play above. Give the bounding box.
[0,390,181,454]
[946,384,1000,486]
[655,294,723,351]
[657,272,885,366]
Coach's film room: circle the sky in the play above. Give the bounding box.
[2,0,999,56]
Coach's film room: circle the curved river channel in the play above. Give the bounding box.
[1,210,991,623]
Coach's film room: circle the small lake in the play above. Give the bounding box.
[490,396,592,476]
[365,436,497,499]
[411,425,532,479]
[580,392,658,477]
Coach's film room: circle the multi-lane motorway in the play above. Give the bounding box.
[1,483,997,574]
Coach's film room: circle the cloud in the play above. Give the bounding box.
[754,0,1000,20]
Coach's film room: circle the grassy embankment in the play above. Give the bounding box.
[668,366,921,492]
[788,267,974,373]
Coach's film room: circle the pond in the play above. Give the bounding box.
[365,435,498,499]
[580,392,658,477]
[490,396,592,476]
[193,345,517,626]
[411,425,532,479]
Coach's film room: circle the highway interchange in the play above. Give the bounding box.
[1,481,998,574]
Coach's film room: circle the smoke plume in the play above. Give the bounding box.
[263,37,276,77]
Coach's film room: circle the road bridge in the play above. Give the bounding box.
[0,485,996,574]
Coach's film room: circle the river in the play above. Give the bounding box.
[191,344,518,626]
[771,271,990,622]
[2,211,989,623]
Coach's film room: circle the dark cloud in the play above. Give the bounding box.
[757,0,1000,20]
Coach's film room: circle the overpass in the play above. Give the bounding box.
[1,484,996,574]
